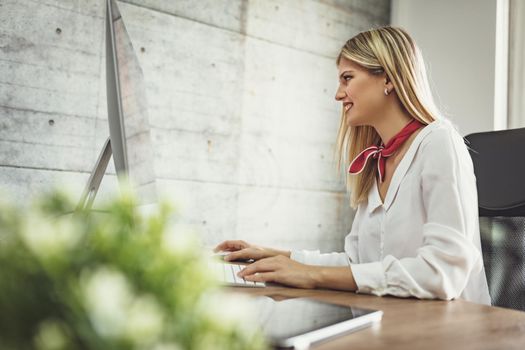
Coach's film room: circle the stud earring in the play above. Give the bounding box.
[384,88,389,96]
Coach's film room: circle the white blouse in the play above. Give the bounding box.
[291,118,491,305]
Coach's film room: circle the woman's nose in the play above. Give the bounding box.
[335,89,345,101]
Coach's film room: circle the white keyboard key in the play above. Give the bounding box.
[208,261,266,288]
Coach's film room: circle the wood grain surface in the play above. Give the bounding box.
[230,285,525,349]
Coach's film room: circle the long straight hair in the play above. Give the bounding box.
[335,26,442,208]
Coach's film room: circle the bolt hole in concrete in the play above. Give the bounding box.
[48,119,55,126]
[55,28,61,34]
[140,47,145,53]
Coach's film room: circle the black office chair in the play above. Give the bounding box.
[465,127,525,311]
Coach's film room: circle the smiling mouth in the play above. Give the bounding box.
[344,103,353,112]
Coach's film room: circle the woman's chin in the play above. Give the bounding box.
[346,114,362,127]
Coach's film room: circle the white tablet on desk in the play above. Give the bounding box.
[251,297,382,349]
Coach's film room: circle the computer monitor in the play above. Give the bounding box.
[77,0,156,210]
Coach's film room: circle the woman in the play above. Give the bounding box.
[214,26,491,304]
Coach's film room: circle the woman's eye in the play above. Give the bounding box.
[343,75,352,81]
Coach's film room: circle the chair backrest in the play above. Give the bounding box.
[465,127,525,311]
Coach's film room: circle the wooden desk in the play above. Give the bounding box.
[229,286,525,349]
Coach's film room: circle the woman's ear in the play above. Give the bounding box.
[384,76,394,91]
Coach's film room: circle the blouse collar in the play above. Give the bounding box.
[366,119,444,214]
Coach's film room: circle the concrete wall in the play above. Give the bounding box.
[391,0,498,136]
[0,0,390,251]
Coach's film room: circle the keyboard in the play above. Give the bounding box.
[209,260,266,288]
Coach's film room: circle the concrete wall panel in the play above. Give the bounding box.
[1,0,390,253]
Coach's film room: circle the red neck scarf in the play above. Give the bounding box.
[348,119,425,183]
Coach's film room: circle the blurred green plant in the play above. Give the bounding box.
[0,188,267,350]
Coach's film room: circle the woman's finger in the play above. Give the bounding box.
[238,257,279,277]
[223,248,252,261]
[213,240,248,252]
[212,240,232,252]
[244,272,278,283]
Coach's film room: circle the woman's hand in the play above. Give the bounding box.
[214,241,357,291]
[237,255,320,289]
[213,240,291,262]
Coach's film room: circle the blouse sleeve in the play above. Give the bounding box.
[351,129,483,300]
[289,204,362,267]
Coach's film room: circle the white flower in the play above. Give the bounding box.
[81,267,134,338]
[124,294,165,345]
[33,319,69,350]
[162,224,200,256]
[20,213,82,259]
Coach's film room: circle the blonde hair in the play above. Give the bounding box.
[335,26,442,209]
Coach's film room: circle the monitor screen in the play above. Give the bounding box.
[105,0,157,205]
